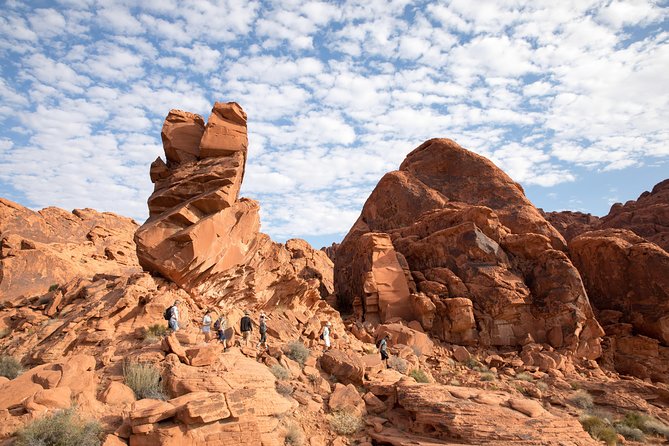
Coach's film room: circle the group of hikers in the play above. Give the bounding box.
[164,301,392,366]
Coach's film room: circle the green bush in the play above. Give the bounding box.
[285,341,310,366]
[0,355,22,379]
[123,361,165,400]
[0,328,9,339]
[142,324,168,342]
[329,410,363,435]
[14,409,102,446]
[270,364,291,380]
[569,389,594,410]
[464,357,482,369]
[409,369,430,383]
[536,381,549,391]
[388,356,408,374]
[48,284,59,292]
[580,415,617,446]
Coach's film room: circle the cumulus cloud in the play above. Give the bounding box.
[0,0,667,246]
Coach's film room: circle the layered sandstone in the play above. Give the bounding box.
[0,198,140,302]
[135,103,333,305]
[335,139,602,358]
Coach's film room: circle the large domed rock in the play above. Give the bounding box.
[335,138,602,358]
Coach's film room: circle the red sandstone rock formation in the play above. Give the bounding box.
[335,139,603,358]
[0,198,140,302]
[544,179,669,251]
[135,103,333,306]
[542,210,600,243]
[599,179,669,252]
[570,228,669,382]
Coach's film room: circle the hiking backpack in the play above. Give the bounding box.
[163,306,173,321]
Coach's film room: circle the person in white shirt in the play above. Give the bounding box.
[169,300,180,332]
[202,310,212,341]
[322,321,331,352]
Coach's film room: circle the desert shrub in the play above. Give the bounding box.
[0,328,9,339]
[48,284,59,292]
[362,344,376,355]
[614,423,645,442]
[569,389,594,410]
[285,341,310,366]
[284,423,304,446]
[411,345,423,357]
[271,364,291,381]
[480,372,496,382]
[123,361,165,400]
[409,369,430,383]
[449,379,461,386]
[0,355,22,379]
[387,356,408,374]
[621,412,669,439]
[142,324,168,342]
[14,409,102,446]
[580,415,617,446]
[329,410,363,435]
[276,381,294,396]
[514,372,534,382]
[644,418,669,439]
[464,357,482,369]
[536,381,549,391]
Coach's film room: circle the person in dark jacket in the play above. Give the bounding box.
[378,334,391,368]
[240,310,253,347]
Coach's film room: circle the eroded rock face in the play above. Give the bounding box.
[544,179,669,252]
[135,102,333,303]
[0,198,140,302]
[599,179,669,252]
[570,228,669,382]
[335,139,602,357]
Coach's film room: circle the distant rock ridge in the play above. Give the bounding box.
[0,198,140,302]
[134,102,333,308]
[544,178,669,252]
[335,138,603,359]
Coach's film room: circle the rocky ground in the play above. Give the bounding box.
[1,102,668,446]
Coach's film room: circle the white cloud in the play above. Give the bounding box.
[0,0,667,244]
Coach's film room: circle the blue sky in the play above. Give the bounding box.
[0,0,667,249]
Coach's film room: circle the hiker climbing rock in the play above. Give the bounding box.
[202,309,212,341]
[165,300,180,332]
[378,333,391,368]
[321,321,331,352]
[240,310,253,347]
[256,311,269,350]
[214,313,228,351]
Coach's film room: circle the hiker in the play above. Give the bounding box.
[256,311,269,350]
[378,333,391,367]
[240,310,253,347]
[202,309,213,342]
[214,314,228,350]
[321,321,331,352]
[166,300,180,332]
